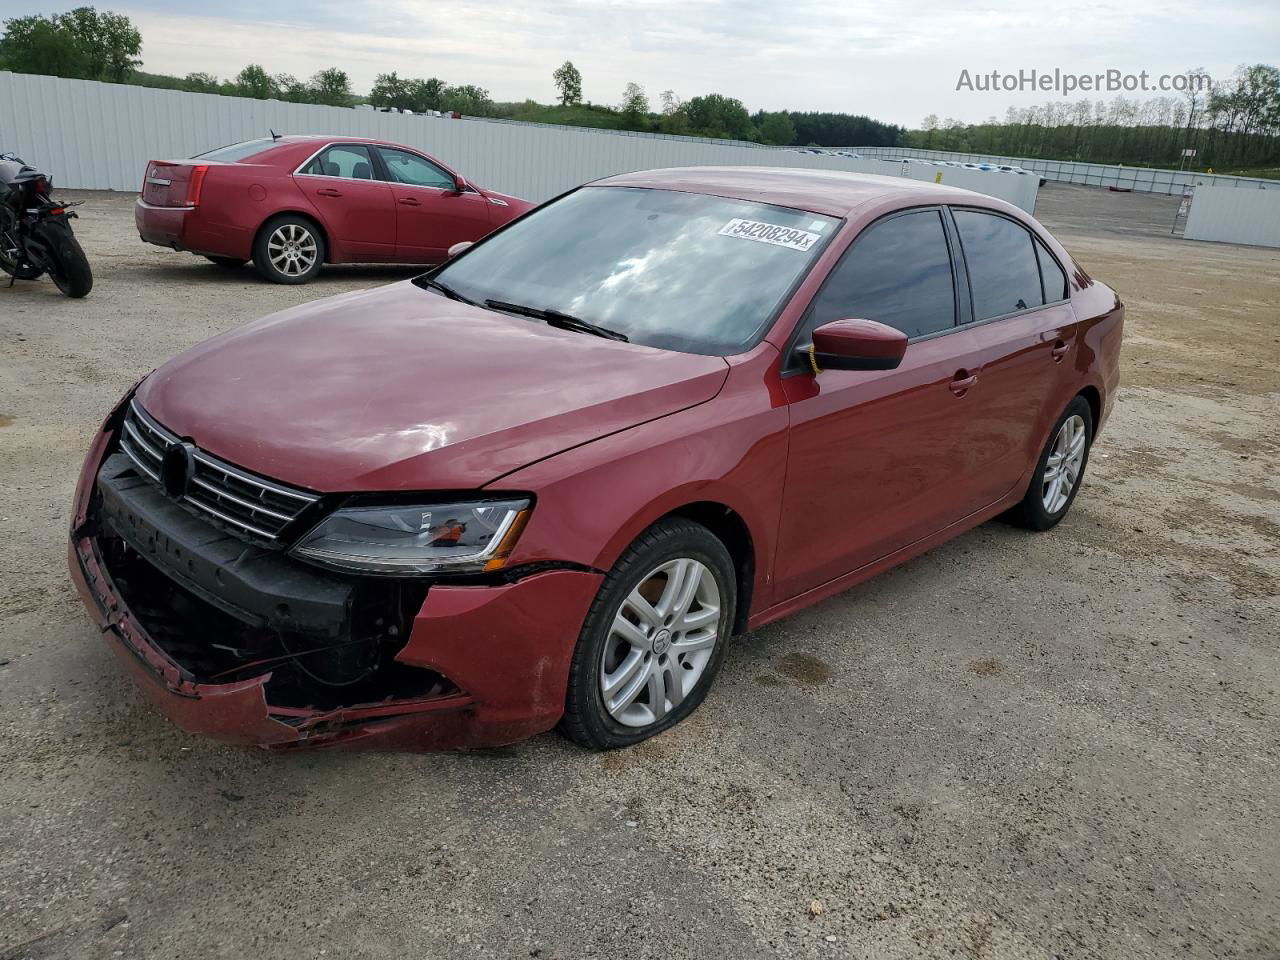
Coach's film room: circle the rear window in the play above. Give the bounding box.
[1035,238,1069,302]
[193,139,275,163]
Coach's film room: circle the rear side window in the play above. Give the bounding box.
[377,147,455,189]
[805,209,956,339]
[300,145,375,180]
[1035,238,1068,302]
[193,139,275,163]
[953,210,1045,320]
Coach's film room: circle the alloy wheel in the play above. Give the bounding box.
[599,558,722,728]
[1042,413,1087,513]
[267,224,318,277]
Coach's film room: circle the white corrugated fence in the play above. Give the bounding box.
[1,71,1036,211]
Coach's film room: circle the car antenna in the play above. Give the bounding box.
[270,129,281,141]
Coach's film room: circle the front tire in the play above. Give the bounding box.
[560,518,737,750]
[253,216,324,284]
[1006,395,1094,531]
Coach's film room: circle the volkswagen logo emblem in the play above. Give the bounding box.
[161,441,196,499]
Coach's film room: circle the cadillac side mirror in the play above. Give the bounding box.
[447,241,474,258]
[451,175,468,194]
[802,319,907,373]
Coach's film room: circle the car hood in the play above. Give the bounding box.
[135,281,730,492]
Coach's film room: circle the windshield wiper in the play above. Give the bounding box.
[484,299,629,342]
[416,276,476,305]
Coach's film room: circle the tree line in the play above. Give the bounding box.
[7,7,1274,170]
[909,65,1280,172]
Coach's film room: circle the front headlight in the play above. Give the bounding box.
[290,498,531,575]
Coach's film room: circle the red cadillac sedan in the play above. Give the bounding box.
[72,167,1123,751]
[134,135,533,283]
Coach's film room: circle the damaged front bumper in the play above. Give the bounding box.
[67,411,602,751]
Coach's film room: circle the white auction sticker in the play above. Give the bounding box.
[718,218,821,252]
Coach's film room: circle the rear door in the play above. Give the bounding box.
[293,144,397,261]
[947,207,1079,504]
[374,146,493,262]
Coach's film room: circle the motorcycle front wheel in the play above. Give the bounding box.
[39,220,93,298]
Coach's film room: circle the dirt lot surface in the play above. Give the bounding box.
[1,183,1277,960]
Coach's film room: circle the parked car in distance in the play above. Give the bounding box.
[72,167,1123,752]
[135,135,534,283]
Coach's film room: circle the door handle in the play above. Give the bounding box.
[1051,339,1070,362]
[316,188,342,197]
[397,197,422,206]
[949,371,978,396]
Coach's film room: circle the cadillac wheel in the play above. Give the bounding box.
[561,518,736,749]
[254,214,324,284]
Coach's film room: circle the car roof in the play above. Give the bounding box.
[592,165,1002,218]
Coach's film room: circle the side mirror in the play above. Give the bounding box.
[803,319,907,372]
[451,175,468,194]
[447,240,474,259]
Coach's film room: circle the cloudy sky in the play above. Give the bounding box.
[8,0,1277,125]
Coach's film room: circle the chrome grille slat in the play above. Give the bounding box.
[187,475,295,522]
[120,400,319,542]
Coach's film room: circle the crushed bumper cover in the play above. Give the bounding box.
[68,415,603,751]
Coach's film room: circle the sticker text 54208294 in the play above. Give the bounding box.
[718,219,822,252]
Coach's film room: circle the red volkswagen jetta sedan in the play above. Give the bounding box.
[135,135,533,284]
[72,167,1123,751]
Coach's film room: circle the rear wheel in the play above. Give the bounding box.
[560,518,736,750]
[1006,395,1093,531]
[40,221,93,298]
[205,255,247,268]
[253,216,324,284]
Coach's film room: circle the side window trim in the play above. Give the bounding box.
[780,204,962,376]
[947,204,1066,326]
[1032,236,1070,305]
[294,143,375,180]
[377,146,456,191]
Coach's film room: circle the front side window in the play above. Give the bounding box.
[301,145,375,180]
[953,210,1045,320]
[429,186,839,355]
[804,210,956,340]
[378,148,455,189]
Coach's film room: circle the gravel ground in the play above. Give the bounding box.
[1,183,1277,960]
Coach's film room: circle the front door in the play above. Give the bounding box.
[774,208,986,601]
[375,146,494,262]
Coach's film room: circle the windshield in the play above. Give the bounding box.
[429,186,839,355]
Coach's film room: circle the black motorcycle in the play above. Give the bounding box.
[0,152,92,298]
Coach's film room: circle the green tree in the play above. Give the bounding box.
[553,60,582,106]
[308,67,352,106]
[0,7,141,81]
[620,81,649,127]
[369,71,412,110]
[406,76,446,112]
[440,83,493,116]
[684,93,753,139]
[0,15,86,77]
[234,64,278,100]
[757,111,796,145]
[184,71,221,94]
[60,6,140,81]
